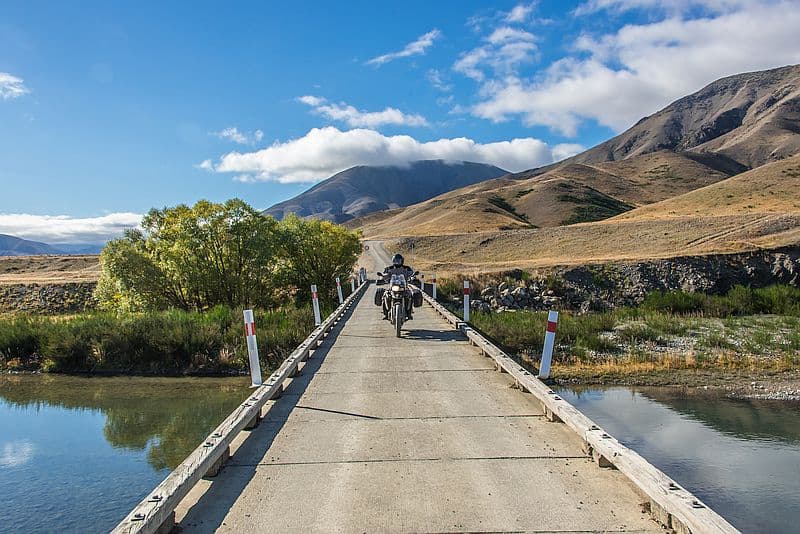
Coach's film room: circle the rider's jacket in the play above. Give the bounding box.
[382,265,415,281]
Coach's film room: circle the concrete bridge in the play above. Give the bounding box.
[114,246,738,534]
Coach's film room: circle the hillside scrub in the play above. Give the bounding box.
[0,303,339,375]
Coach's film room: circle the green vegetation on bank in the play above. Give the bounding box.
[1,198,362,375]
[0,303,339,374]
[450,285,800,375]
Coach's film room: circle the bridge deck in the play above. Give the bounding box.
[176,287,659,533]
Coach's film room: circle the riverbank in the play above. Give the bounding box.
[440,285,800,400]
[0,305,331,375]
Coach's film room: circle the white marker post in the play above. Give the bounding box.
[242,309,263,387]
[463,280,470,322]
[359,267,366,283]
[311,284,322,326]
[336,277,344,304]
[419,273,425,290]
[538,310,559,379]
[432,273,437,300]
[350,276,355,294]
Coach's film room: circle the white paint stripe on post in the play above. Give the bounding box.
[432,273,437,300]
[311,284,322,326]
[419,273,424,289]
[336,277,344,304]
[463,280,470,322]
[242,309,263,387]
[538,310,559,379]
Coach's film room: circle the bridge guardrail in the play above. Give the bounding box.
[418,288,739,534]
[112,279,369,534]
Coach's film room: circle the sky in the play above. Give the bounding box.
[2,0,800,244]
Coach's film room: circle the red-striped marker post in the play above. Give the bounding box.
[538,310,559,379]
[432,273,437,300]
[336,277,344,304]
[463,280,470,322]
[311,284,322,326]
[242,309,263,387]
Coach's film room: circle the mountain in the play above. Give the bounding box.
[356,64,800,238]
[558,64,800,170]
[0,234,62,256]
[0,234,105,256]
[264,160,509,223]
[357,150,733,237]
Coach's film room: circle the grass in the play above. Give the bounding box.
[449,284,800,377]
[0,304,328,375]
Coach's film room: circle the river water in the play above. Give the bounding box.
[0,374,249,533]
[2,376,799,533]
[558,386,800,534]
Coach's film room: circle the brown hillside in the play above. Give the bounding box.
[356,151,730,237]
[613,154,800,221]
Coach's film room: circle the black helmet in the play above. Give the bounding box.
[392,253,404,267]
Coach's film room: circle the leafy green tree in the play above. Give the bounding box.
[97,199,281,311]
[278,214,362,303]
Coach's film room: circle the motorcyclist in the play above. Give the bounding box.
[381,253,418,320]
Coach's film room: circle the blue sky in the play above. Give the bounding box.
[1,0,799,243]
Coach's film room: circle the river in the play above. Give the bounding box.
[2,375,799,533]
[0,374,249,533]
[558,386,800,534]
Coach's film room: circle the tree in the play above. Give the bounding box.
[278,214,362,303]
[96,199,281,311]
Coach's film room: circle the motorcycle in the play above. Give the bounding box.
[375,271,421,337]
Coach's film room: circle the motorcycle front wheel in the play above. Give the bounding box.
[393,302,403,337]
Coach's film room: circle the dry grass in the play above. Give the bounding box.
[0,255,101,284]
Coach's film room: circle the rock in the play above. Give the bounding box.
[480,287,495,298]
[498,281,509,292]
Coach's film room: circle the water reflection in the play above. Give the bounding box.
[559,386,800,534]
[0,374,248,533]
[0,374,249,470]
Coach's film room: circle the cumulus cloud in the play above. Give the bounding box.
[297,96,428,127]
[213,127,264,145]
[367,29,441,66]
[202,126,582,183]
[454,27,537,81]
[0,212,142,244]
[469,1,800,135]
[0,72,29,100]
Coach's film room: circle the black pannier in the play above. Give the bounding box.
[413,289,423,308]
[374,287,385,306]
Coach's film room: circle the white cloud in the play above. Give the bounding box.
[454,27,538,82]
[575,0,754,15]
[0,72,29,100]
[297,96,428,128]
[427,69,452,92]
[0,441,35,468]
[367,29,441,66]
[0,212,142,244]
[470,1,800,135]
[213,127,264,145]
[202,126,580,183]
[506,2,538,22]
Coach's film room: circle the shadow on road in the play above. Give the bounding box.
[402,328,464,342]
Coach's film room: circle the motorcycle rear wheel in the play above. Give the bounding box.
[393,302,403,337]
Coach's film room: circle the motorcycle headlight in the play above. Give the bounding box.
[392,285,401,292]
